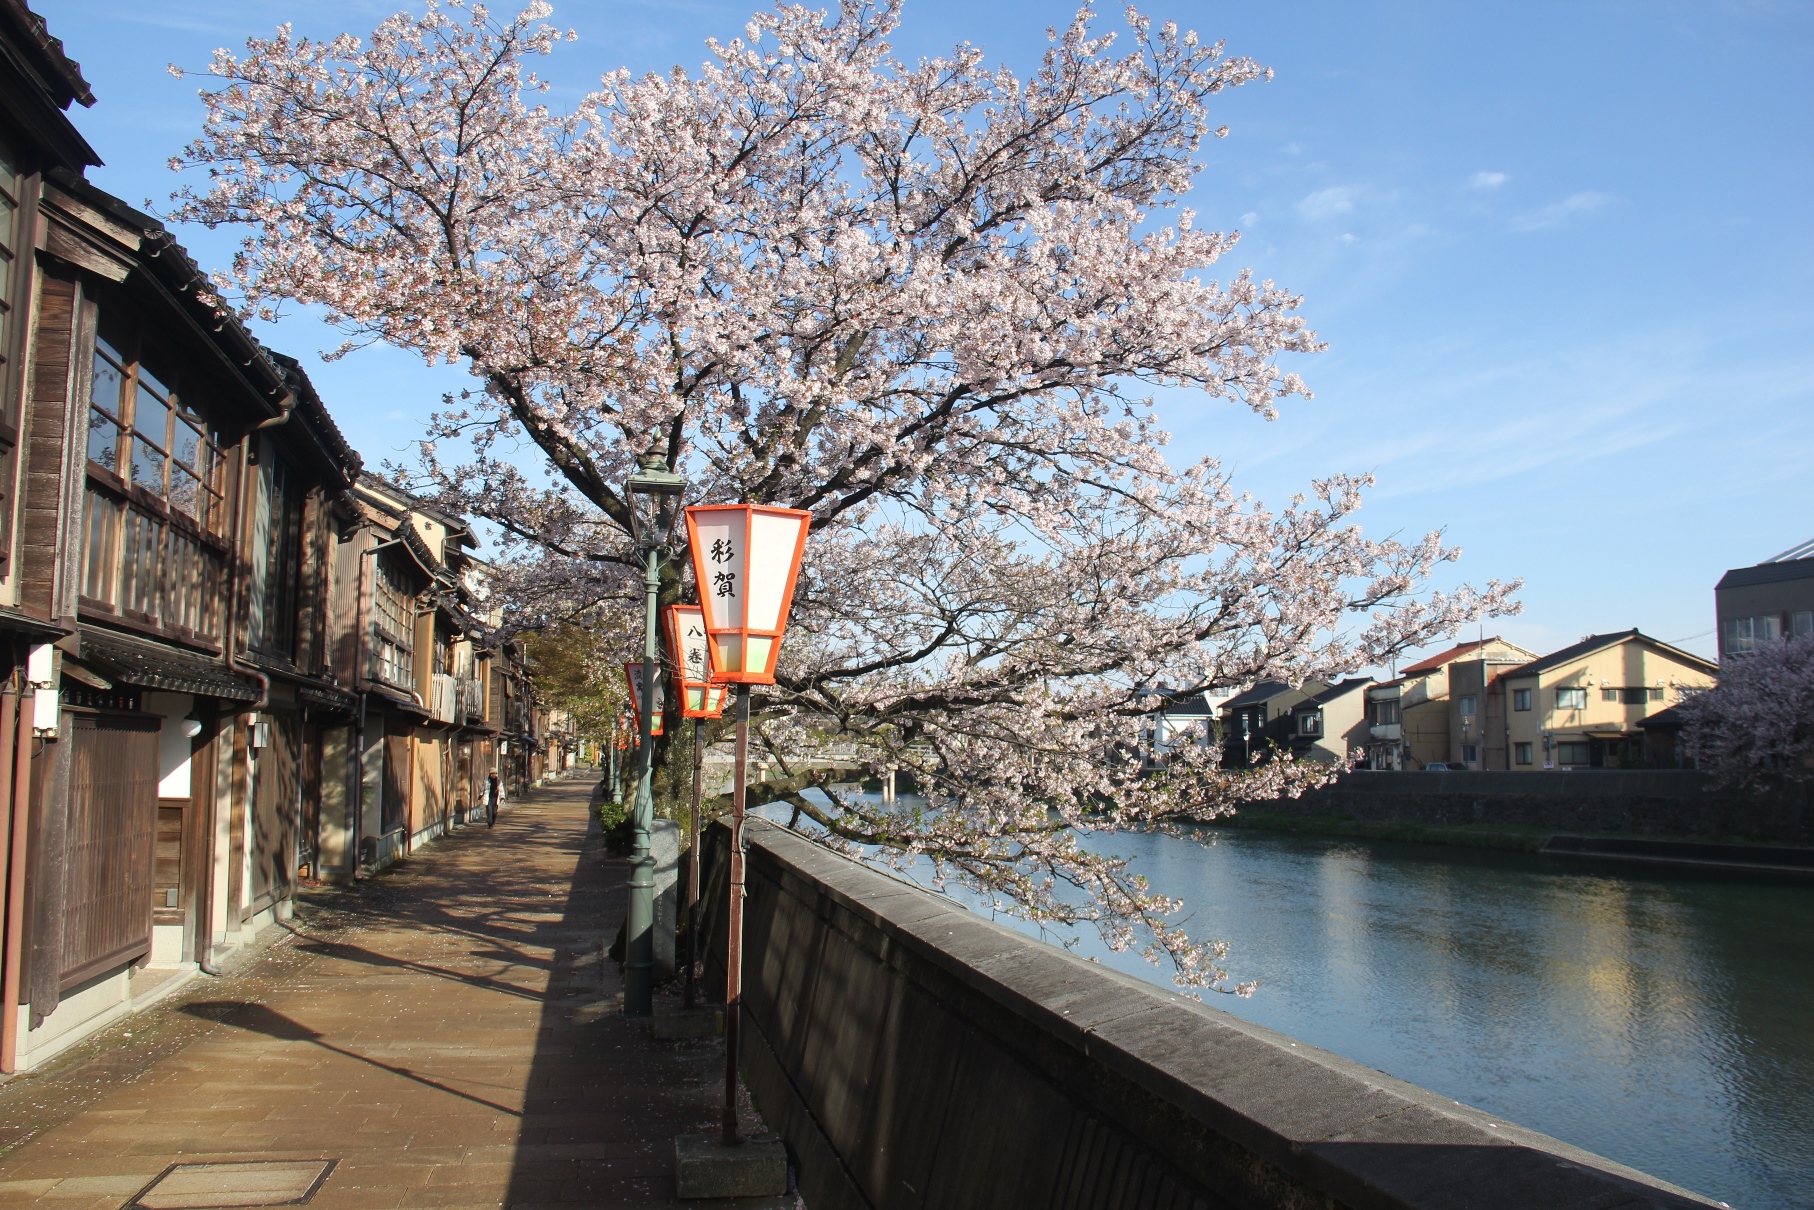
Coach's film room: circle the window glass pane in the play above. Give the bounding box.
[137,363,172,403]
[172,419,202,470]
[131,436,166,495]
[169,465,200,519]
[87,409,121,472]
[1755,615,1780,642]
[134,375,170,447]
[1621,687,1648,705]
[1514,743,1532,765]
[1459,695,1477,716]
[82,488,121,603]
[91,346,125,419]
[1602,687,1619,702]
[1794,611,1812,639]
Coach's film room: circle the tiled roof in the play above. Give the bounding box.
[2,0,93,108]
[1507,629,1718,678]
[77,626,261,702]
[1222,680,1298,710]
[1293,677,1373,709]
[1399,640,1492,676]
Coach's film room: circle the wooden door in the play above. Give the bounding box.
[250,713,299,914]
[381,730,410,839]
[61,714,158,989]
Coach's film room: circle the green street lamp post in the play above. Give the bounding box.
[623,454,686,1019]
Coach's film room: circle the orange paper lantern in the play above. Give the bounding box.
[663,604,728,719]
[623,661,665,737]
[683,504,811,685]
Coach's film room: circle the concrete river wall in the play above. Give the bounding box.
[701,817,1717,1209]
[1259,769,1814,845]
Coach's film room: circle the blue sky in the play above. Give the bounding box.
[34,0,1814,663]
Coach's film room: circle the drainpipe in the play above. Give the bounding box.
[0,681,28,1071]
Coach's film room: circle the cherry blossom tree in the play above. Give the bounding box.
[1679,638,1814,790]
[171,0,1517,991]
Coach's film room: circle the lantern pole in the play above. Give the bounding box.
[722,683,750,1146]
[684,716,704,1009]
[607,713,621,806]
[625,545,662,1019]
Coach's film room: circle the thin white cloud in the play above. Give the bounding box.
[1468,170,1509,190]
[1297,186,1356,222]
[1239,211,1260,228]
[1511,190,1609,232]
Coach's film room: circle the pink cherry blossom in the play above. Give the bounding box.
[171,0,1518,992]
[1679,637,1814,791]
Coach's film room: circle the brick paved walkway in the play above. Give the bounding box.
[0,777,785,1210]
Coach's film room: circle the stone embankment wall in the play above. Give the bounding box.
[701,818,1716,1210]
[1255,770,1813,844]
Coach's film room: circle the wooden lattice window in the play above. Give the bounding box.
[81,322,230,641]
[247,448,304,659]
[369,551,416,691]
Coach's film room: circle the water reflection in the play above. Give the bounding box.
[765,795,1814,1206]
[1061,828,1812,1210]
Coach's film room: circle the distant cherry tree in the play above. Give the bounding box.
[171,0,1516,991]
[1680,638,1814,790]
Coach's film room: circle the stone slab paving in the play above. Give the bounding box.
[0,779,792,1210]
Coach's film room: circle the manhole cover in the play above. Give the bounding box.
[124,1160,337,1208]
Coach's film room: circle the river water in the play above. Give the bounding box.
[773,790,1814,1209]
[969,826,1814,1209]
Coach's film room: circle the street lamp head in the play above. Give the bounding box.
[624,454,688,549]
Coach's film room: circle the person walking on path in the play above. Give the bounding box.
[486,769,500,827]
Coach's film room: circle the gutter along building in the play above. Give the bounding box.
[0,3,542,1071]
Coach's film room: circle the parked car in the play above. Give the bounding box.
[1422,762,1470,771]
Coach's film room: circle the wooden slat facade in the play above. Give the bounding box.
[17,274,74,620]
[60,713,157,989]
[249,712,298,914]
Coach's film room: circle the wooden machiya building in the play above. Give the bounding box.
[0,0,540,1072]
[0,158,367,1067]
[339,473,524,872]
